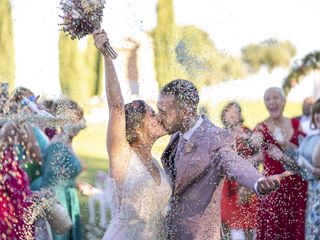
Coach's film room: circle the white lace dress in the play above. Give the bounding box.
[102,151,172,240]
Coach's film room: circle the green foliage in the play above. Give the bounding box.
[59,32,85,100]
[84,36,103,96]
[59,33,103,101]
[174,25,247,89]
[283,51,320,95]
[152,0,177,88]
[152,0,249,90]
[221,56,247,80]
[242,39,296,73]
[175,26,216,88]
[0,0,15,90]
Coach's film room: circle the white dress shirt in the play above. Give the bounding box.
[182,116,204,141]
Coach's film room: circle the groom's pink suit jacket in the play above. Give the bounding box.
[161,116,263,240]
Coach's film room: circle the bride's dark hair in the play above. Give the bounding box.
[125,100,147,144]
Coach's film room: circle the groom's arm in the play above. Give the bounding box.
[214,143,290,195]
[214,144,263,192]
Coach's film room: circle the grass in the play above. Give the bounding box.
[73,99,302,232]
[77,155,107,233]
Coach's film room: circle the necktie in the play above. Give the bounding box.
[168,134,181,184]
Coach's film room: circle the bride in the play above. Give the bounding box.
[93,29,172,239]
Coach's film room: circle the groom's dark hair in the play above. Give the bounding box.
[160,79,199,112]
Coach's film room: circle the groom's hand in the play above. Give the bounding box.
[257,171,291,195]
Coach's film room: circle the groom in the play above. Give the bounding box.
[157,79,290,240]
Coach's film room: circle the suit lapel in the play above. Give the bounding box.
[161,132,180,178]
[175,117,210,193]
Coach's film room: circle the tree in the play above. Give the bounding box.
[59,32,88,101]
[242,39,296,73]
[283,51,320,95]
[0,0,15,90]
[221,56,247,80]
[84,36,103,97]
[59,33,104,101]
[151,1,248,89]
[152,0,176,88]
[175,25,247,88]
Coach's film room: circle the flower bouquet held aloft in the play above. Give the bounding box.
[59,0,117,59]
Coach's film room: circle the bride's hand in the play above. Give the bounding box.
[93,29,109,56]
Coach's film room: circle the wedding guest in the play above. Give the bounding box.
[294,99,320,239]
[0,121,43,239]
[0,82,9,117]
[41,99,58,139]
[8,87,46,184]
[31,98,85,240]
[220,102,258,240]
[293,96,317,136]
[251,87,307,240]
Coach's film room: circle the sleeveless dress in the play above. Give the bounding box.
[255,118,307,240]
[102,151,172,240]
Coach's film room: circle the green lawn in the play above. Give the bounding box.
[77,155,107,234]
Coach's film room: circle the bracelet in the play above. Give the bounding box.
[103,41,118,59]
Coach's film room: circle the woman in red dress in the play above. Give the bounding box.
[220,102,259,240]
[0,122,42,239]
[251,87,307,240]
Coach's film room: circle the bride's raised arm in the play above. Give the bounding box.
[93,30,130,185]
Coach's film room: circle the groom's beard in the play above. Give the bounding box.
[166,120,185,135]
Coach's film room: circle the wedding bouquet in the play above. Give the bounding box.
[59,0,117,58]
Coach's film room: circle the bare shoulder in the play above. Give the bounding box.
[284,117,294,126]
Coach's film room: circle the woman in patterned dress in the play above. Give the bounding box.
[297,99,320,239]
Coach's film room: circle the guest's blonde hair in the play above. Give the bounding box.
[54,98,84,122]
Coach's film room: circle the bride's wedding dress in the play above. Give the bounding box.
[103,151,172,240]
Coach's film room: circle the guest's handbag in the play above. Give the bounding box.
[47,202,72,234]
